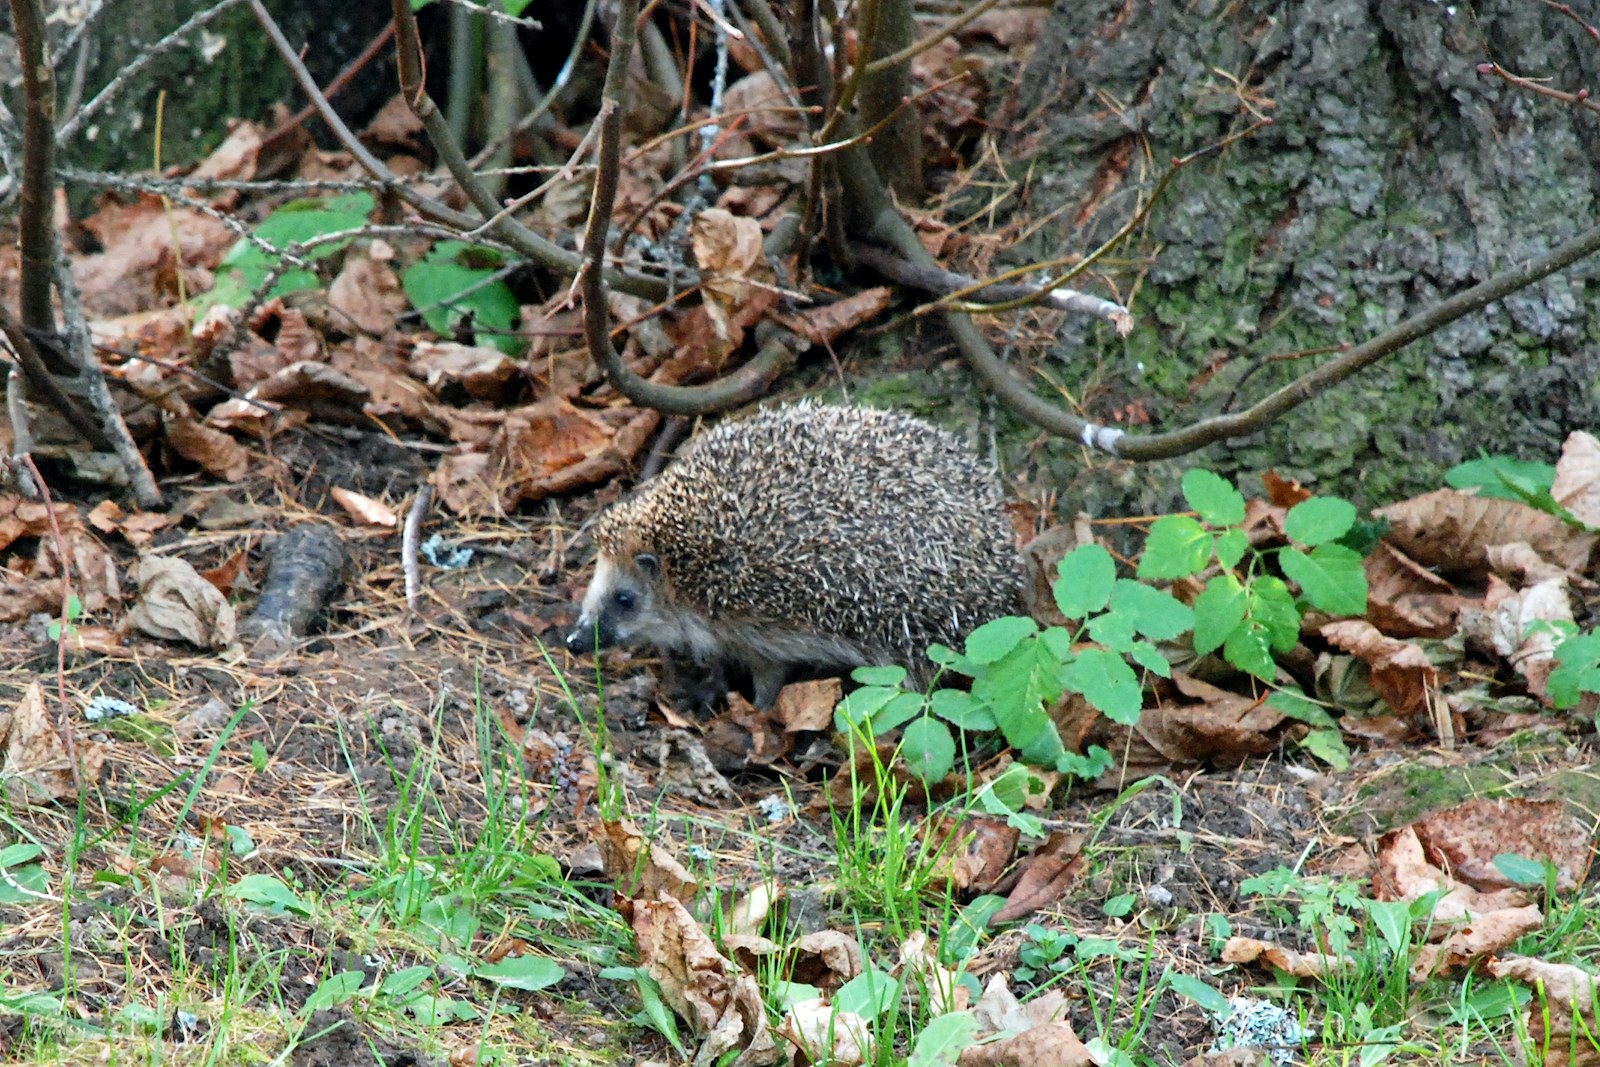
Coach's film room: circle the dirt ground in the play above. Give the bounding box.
[1,428,1596,1066]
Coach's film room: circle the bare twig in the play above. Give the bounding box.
[402,485,432,612]
[576,0,797,415]
[1476,61,1600,116]
[861,0,1006,75]
[22,453,83,796]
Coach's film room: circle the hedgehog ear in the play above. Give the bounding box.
[635,553,661,580]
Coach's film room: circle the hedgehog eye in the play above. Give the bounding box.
[635,553,661,579]
[613,589,637,611]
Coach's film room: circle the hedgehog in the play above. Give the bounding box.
[564,402,1021,708]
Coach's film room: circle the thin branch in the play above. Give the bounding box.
[861,0,1006,75]
[577,0,795,414]
[1476,61,1600,116]
[12,0,62,346]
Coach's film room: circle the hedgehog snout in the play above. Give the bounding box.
[565,612,618,655]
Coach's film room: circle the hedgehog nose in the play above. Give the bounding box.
[564,626,591,655]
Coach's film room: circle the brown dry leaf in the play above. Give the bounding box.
[363,93,425,146]
[897,932,969,1016]
[1363,542,1468,638]
[1412,798,1591,891]
[200,548,252,598]
[330,487,399,529]
[186,119,265,193]
[719,70,807,150]
[1262,470,1313,508]
[165,416,252,482]
[777,998,872,1066]
[1485,956,1600,1067]
[1459,567,1573,701]
[631,897,780,1065]
[1410,905,1544,979]
[1551,430,1600,528]
[410,340,520,402]
[781,287,894,347]
[3,683,104,806]
[1133,672,1285,763]
[76,195,235,316]
[991,830,1086,925]
[330,337,439,424]
[1320,620,1440,716]
[923,813,1018,894]
[329,252,407,336]
[961,976,1090,1067]
[125,554,238,650]
[593,819,698,904]
[771,678,840,733]
[1221,937,1351,978]
[1373,826,1535,922]
[209,361,370,434]
[86,500,180,548]
[1375,488,1596,578]
[691,208,775,360]
[787,930,864,991]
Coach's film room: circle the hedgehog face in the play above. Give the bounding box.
[565,552,667,655]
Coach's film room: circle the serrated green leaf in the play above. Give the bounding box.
[1223,622,1276,682]
[1181,469,1246,526]
[965,616,1039,664]
[1279,544,1367,616]
[1087,610,1137,653]
[929,689,995,730]
[1249,577,1301,653]
[1285,497,1358,546]
[1062,647,1142,724]
[1055,544,1116,619]
[979,642,1060,752]
[1109,579,1195,641]
[1214,527,1249,570]
[1137,515,1213,580]
[1298,726,1350,770]
[901,718,956,783]
[1128,641,1171,678]
[908,1011,979,1067]
[852,665,907,686]
[1192,574,1246,656]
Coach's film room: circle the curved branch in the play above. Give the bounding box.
[577,0,794,415]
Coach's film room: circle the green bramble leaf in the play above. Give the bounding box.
[1548,631,1600,708]
[1055,544,1116,619]
[1285,497,1358,547]
[1191,574,1247,657]
[965,616,1039,665]
[1223,621,1277,682]
[1214,527,1249,570]
[1137,515,1213,580]
[1087,611,1136,654]
[1181,469,1246,527]
[1109,580,1194,641]
[1445,455,1557,506]
[929,689,995,731]
[1062,647,1142,724]
[1279,544,1367,616]
[852,665,908,687]
[901,718,956,784]
[1298,727,1351,771]
[1128,640,1171,678]
[1249,577,1302,653]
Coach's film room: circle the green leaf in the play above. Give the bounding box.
[1285,497,1358,546]
[1087,611,1137,653]
[852,665,907,686]
[1103,893,1136,918]
[1054,544,1116,619]
[1137,515,1213,580]
[1214,527,1249,570]
[1181,469,1246,527]
[835,968,900,1019]
[1062,647,1143,724]
[0,846,47,905]
[1361,898,1412,955]
[1109,580,1195,641]
[977,640,1061,754]
[1279,544,1367,616]
[834,686,899,732]
[929,689,995,731]
[1223,622,1276,683]
[1267,691,1337,728]
[473,955,566,992]
[379,966,434,998]
[1249,577,1302,653]
[402,242,521,355]
[1445,456,1556,504]
[901,718,956,783]
[1493,853,1550,887]
[908,1011,979,1067]
[1128,640,1171,678]
[1298,727,1350,770]
[1164,973,1229,1015]
[965,616,1039,664]
[231,873,311,916]
[1192,574,1247,657]
[304,971,366,1013]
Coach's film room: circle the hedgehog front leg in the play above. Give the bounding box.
[750,661,790,710]
[659,651,732,712]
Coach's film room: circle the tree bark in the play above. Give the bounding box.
[1004,0,1599,508]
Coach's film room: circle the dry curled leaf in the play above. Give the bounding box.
[125,554,238,650]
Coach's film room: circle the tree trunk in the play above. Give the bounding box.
[1002,0,1600,509]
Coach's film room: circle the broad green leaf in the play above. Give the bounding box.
[1445,456,1556,504]
[965,616,1039,664]
[1062,647,1142,724]
[1298,728,1350,770]
[1267,691,1337,728]
[1249,577,1302,653]
[1087,610,1136,653]
[1361,899,1412,955]
[929,689,995,730]
[1223,622,1276,682]
[304,971,366,1012]
[1214,527,1249,570]
[1492,853,1550,887]
[1279,544,1367,616]
[901,718,956,783]
[1137,515,1213,580]
[379,966,433,997]
[1192,574,1247,656]
[0,847,47,905]
[1285,497,1358,546]
[834,686,899,732]
[0,843,43,866]
[473,955,566,992]
[908,1011,979,1067]
[1128,640,1171,678]
[975,641,1060,754]
[852,665,907,686]
[1109,579,1195,641]
[1181,469,1246,526]
[231,873,311,915]
[402,242,521,355]
[836,968,900,1019]
[1054,544,1115,619]
[1164,973,1230,1015]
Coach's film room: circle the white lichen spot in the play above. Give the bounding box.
[86,124,99,142]
[200,29,227,63]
